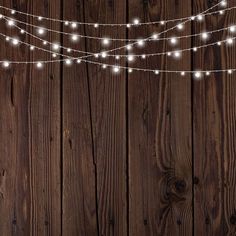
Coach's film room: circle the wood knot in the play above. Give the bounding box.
[177,219,182,225]
[143,219,148,225]
[230,214,236,225]
[174,180,186,193]
[205,217,210,225]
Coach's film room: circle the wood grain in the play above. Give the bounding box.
[193,0,236,235]
[0,0,61,235]
[128,0,192,235]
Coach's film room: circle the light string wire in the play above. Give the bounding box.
[1,29,236,75]
[2,0,227,62]
[3,14,236,58]
[0,5,234,42]
[2,12,236,47]
[0,0,227,27]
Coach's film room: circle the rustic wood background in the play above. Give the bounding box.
[0,0,236,235]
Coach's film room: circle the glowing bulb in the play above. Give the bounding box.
[7,20,15,26]
[126,45,132,51]
[152,34,159,40]
[0,14,3,19]
[154,70,159,75]
[38,16,43,21]
[12,38,19,45]
[94,23,99,28]
[141,54,146,59]
[160,21,165,25]
[30,46,35,50]
[128,69,133,73]
[11,10,16,15]
[113,66,120,73]
[77,59,82,63]
[37,27,46,35]
[193,47,197,52]
[71,34,79,41]
[197,15,203,21]
[65,21,69,26]
[181,72,185,76]
[174,51,181,58]
[20,29,25,34]
[137,39,145,47]
[128,55,134,62]
[221,0,227,7]
[52,53,57,58]
[126,24,131,28]
[177,23,184,30]
[167,52,171,56]
[65,59,72,65]
[170,37,178,45]
[5,37,10,41]
[219,10,224,15]
[194,71,202,79]
[102,64,107,69]
[228,69,232,74]
[206,71,210,76]
[201,32,209,40]
[102,38,110,46]
[101,52,107,58]
[2,61,10,68]
[36,62,43,69]
[52,43,60,51]
[227,38,234,45]
[115,55,120,60]
[94,54,99,58]
[67,48,72,53]
[217,41,222,46]
[43,41,47,45]
[229,26,236,33]
[191,16,195,20]
[133,18,140,25]
[71,22,77,28]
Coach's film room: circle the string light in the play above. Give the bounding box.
[229,25,236,33]
[0,1,228,27]
[102,38,110,46]
[71,34,79,42]
[52,43,60,51]
[36,62,43,69]
[201,32,209,40]
[12,38,19,45]
[7,19,15,26]
[170,37,178,45]
[194,71,202,79]
[2,61,10,68]
[65,59,72,65]
[177,23,184,30]
[37,27,46,35]
[227,38,234,44]
[113,66,120,73]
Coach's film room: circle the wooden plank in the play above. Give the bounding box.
[62,0,99,235]
[62,0,128,235]
[128,0,192,235]
[193,0,236,235]
[0,0,61,235]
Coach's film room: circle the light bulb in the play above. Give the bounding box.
[128,69,133,73]
[126,45,132,51]
[71,22,77,28]
[217,41,222,46]
[194,71,202,79]
[52,43,60,51]
[126,24,131,28]
[65,59,72,65]
[197,15,203,21]
[115,55,120,60]
[7,20,15,26]
[170,37,178,45]
[101,52,107,58]
[12,38,19,45]
[0,14,3,19]
[77,59,82,63]
[229,26,236,33]
[137,39,145,47]
[193,47,197,52]
[174,51,181,58]
[102,38,110,46]
[102,64,107,69]
[227,38,234,45]
[177,23,184,30]
[43,41,47,45]
[64,21,69,26]
[94,54,99,58]
[167,52,172,56]
[201,32,209,40]
[67,48,72,53]
[133,18,140,25]
[219,10,224,15]
[11,10,16,15]
[181,72,185,76]
[206,71,210,76]
[228,69,232,74]
[113,66,120,73]
[141,54,146,59]
[221,0,227,7]
[71,34,79,42]
[128,55,134,62]
[160,21,165,25]
[152,34,159,40]
[30,46,35,51]
[94,23,99,28]
[191,16,195,20]
[2,61,10,68]
[38,16,43,21]
[154,70,159,75]
[20,29,25,34]
[36,62,43,69]
[52,53,57,58]
[5,37,10,41]
[37,27,46,35]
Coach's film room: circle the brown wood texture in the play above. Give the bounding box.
[0,0,235,235]
[0,0,61,235]
[193,0,236,235]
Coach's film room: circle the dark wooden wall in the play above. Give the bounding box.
[0,0,236,235]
